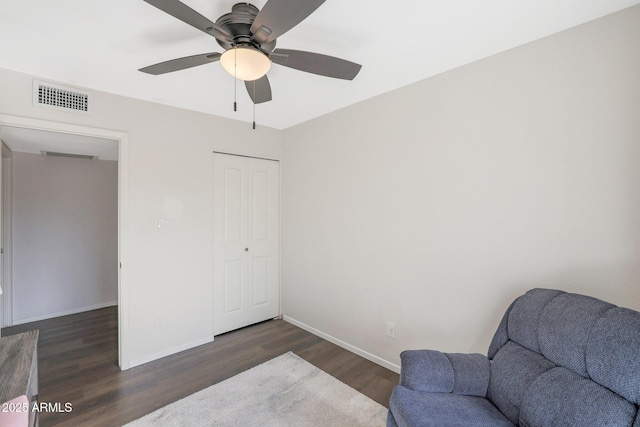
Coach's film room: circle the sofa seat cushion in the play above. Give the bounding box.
[389,385,514,427]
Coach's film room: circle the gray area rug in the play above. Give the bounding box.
[124,351,388,427]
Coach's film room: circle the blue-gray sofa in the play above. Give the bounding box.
[387,288,640,426]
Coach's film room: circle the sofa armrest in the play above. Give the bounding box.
[400,350,490,397]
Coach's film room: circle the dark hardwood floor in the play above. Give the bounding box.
[1,307,399,426]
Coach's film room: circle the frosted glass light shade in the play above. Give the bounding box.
[220,47,271,81]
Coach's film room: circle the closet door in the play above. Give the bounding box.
[213,153,279,335]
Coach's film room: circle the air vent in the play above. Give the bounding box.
[33,80,92,114]
[41,151,97,160]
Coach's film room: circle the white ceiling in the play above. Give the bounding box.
[1,0,639,130]
[1,127,118,161]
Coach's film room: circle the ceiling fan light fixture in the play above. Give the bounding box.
[220,46,271,81]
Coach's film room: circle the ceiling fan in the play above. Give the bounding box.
[139,0,362,106]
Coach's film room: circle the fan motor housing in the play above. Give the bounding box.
[215,3,277,52]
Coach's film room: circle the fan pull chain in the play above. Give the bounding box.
[253,81,256,130]
[233,46,237,112]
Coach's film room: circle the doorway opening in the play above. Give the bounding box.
[0,114,129,369]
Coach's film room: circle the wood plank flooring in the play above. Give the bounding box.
[1,307,399,426]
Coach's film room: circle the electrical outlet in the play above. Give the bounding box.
[386,321,395,338]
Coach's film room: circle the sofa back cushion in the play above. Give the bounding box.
[537,292,613,377]
[519,367,636,427]
[487,288,640,426]
[487,341,554,424]
[506,289,563,354]
[586,307,640,404]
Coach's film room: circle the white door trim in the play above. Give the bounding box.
[0,114,130,370]
[1,143,13,330]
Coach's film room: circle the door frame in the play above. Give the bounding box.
[1,142,13,329]
[0,114,130,369]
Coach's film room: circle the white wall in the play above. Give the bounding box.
[12,152,118,323]
[2,5,638,373]
[0,68,281,367]
[281,5,640,369]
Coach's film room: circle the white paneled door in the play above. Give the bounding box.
[213,153,279,336]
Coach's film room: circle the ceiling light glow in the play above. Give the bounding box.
[220,46,271,81]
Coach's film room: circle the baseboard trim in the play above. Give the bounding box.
[129,336,213,369]
[283,315,401,373]
[12,301,118,325]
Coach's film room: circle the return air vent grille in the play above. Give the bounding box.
[41,151,97,160]
[33,80,92,114]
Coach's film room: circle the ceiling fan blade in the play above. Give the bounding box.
[272,49,361,80]
[139,52,221,75]
[143,0,232,42]
[245,76,272,104]
[250,0,326,44]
